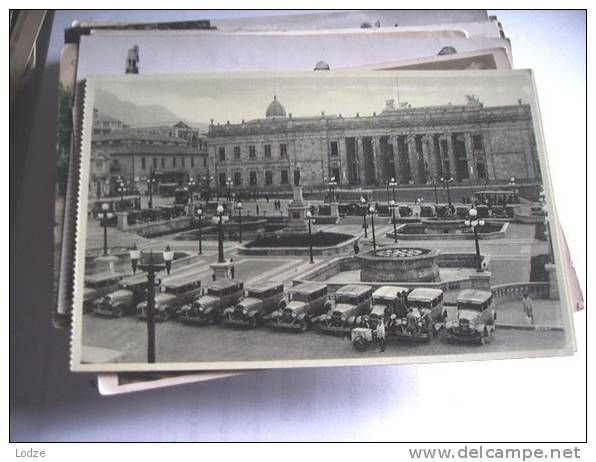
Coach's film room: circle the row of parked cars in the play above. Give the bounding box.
[84,271,497,349]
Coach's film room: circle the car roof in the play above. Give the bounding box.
[208,279,243,290]
[373,286,409,299]
[162,271,201,288]
[121,273,148,285]
[456,289,492,303]
[408,287,444,301]
[290,283,327,294]
[85,272,122,283]
[336,284,372,296]
[247,281,284,292]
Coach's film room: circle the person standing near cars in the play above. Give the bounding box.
[522,291,535,325]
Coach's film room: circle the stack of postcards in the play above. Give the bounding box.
[52,10,584,395]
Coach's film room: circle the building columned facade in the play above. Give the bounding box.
[207,96,540,191]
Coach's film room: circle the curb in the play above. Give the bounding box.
[496,323,564,332]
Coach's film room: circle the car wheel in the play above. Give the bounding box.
[299,318,310,332]
[353,336,370,352]
[115,305,125,317]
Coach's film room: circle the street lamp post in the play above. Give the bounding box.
[388,177,398,203]
[148,168,157,209]
[236,202,243,243]
[369,205,377,250]
[116,177,126,204]
[431,177,439,205]
[360,196,368,238]
[213,204,228,263]
[188,177,196,200]
[324,176,337,202]
[389,200,398,243]
[463,208,485,272]
[226,177,233,202]
[505,177,516,208]
[306,210,314,264]
[441,176,454,210]
[129,245,174,363]
[196,207,203,255]
[100,203,112,256]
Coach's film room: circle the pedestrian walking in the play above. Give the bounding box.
[256,204,260,216]
[353,241,360,255]
[522,291,535,325]
[230,258,235,279]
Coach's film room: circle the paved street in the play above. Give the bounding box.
[82,313,567,364]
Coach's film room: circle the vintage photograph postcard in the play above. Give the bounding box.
[71,70,575,372]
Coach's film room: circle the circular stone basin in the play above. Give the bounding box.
[358,246,440,282]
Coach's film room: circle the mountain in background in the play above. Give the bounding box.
[94,89,210,133]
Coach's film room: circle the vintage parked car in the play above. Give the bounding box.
[223,282,285,328]
[319,284,373,335]
[136,272,202,322]
[179,280,244,325]
[391,287,446,341]
[270,283,331,332]
[82,272,124,313]
[93,272,148,317]
[446,289,496,345]
[420,205,435,218]
[368,286,410,325]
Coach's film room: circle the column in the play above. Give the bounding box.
[391,135,400,182]
[407,134,420,184]
[371,136,382,185]
[445,132,457,181]
[464,132,477,181]
[422,134,435,180]
[338,137,348,184]
[356,137,364,185]
[482,131,496,181]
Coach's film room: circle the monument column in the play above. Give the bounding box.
[407,134,420,184]
[464,132,477,181]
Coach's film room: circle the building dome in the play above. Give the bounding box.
[266,95,287,118]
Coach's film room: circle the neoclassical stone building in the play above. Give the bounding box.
[207,96,540,191]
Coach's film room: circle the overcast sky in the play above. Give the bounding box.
[92,71,534,126]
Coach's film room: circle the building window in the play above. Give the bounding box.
[219,172,227,187]
[234,172,242,186]
[234,146,241,160]
[191,157,195,167]
[280,143,288,158]
[249,171,257,185]
[280,170,289,184]
[161,158,165,168]
[330,141,339,157]
[265,170,273,185]
[264,144,272,159]
[249,145,256,159]
[141,157,146,169]
[181,157,186,168]
[218,147,226,161]
[203,157,207,167]
[173,157,177,168]
[153,157,158,168]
